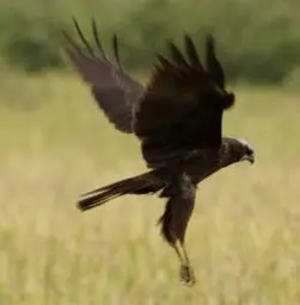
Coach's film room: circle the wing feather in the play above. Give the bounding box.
[112,34,123,70]
[134,34,235,167]
[169,42,189,68]
[63,18,145,133]
[205,34,225,89]
[184,35,203,70]
[91,18,107,59]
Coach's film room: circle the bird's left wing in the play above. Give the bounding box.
[134,35,235,167]
[63,18,145,133]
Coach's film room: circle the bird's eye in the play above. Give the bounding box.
[245,147,253,155]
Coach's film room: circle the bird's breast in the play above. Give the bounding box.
[181,151,220,184]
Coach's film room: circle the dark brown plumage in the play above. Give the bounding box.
[63,19,255,286]
[63,18,144,133]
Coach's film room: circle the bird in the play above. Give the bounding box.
[63,18,255,286]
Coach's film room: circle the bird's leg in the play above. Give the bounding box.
[169,237,195,285]
[176,172,196,286]
[171,239,195,286]
[171,242,185,266]
[172,242,195,286]
[179,241,195,286]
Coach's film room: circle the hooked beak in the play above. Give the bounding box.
[241,153,255,164]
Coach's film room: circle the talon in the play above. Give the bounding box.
[180,264,196,286]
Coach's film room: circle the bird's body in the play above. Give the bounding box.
[79,137,253,226]
[63,19,255,285]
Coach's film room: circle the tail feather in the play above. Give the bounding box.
[78,170,164,211]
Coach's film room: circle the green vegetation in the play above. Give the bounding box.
[1,0,300,83]
[1,72,300,303]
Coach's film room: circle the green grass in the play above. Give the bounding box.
[1,72,300,304]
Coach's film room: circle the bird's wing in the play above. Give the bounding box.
[63,18,145,133]
[134,35,235,167]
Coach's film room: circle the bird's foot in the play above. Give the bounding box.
[179,264,196,287]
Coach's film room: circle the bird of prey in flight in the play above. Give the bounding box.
[63,18,255,286]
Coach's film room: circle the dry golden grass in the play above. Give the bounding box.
[1,73,300,304]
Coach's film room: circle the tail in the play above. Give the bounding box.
[77,170,164,211]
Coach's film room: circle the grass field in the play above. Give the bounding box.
[1,72,300,304]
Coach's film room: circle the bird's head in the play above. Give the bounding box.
[222,137,255,165]
[239,139,255,164]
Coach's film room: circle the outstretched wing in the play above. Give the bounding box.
[63,18,145,133]
[134,34,235,167]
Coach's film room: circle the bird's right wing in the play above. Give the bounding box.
[63,18,145,133]
[134,35,235,167]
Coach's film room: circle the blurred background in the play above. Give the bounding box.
[2,0,300,83]
[2,0,300,304]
